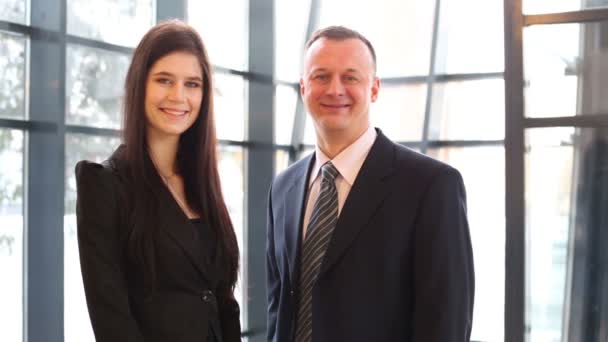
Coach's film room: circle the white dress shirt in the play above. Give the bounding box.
[302,126,377,239]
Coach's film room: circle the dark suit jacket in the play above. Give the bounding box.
[267,129,474,342]
[75,146,241,342]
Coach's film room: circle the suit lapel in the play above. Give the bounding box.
[284,154,315,287]
[320,131,396,276]
[145,155,212,285]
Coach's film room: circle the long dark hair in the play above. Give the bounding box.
[121,20,239,297]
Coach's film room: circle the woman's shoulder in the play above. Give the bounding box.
[75,145,128,191]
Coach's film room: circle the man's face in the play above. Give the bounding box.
[300,38,379,140]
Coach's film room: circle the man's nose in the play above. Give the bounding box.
[326,75,345,96]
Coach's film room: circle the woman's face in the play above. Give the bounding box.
[144,51,203,139]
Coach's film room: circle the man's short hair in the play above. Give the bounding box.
[304,26,377,73]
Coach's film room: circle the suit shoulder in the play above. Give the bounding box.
[392,144,462,181]
[272,153,312,192]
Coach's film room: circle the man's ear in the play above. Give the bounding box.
[300,78,305,98]
[371,77,380,102]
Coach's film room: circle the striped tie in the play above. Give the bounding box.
[295,162,340,342]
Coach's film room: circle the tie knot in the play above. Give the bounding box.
[321,162,339,182]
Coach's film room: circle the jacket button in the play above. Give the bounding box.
[201,290,213,302]
[290,290,294,296]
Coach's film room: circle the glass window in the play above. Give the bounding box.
[428,146,505,342]
[524,0,608,15]
[275,0,311,82]
[0,31,26,119]
[67,0,154,47]
[64,133,121,342]
[371,84,427,142]
[275,85,298,145]
[275,149,290,176]
[428,79,505,141]
[66,44,130,129]
[217,145,245,324]
[0,129,24,342]
[318,0,436,77]
[435,0,503,74]
[524,21,608,117]
[0,0,26,24]
[214,73,246,141]
[302,114,316,146]
[188,0,248,71]
[523,127,608,342]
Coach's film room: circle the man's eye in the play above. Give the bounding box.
[314,74,328,80]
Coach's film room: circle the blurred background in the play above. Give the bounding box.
[0,0,607,341]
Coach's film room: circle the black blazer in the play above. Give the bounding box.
[76,146,241,342]
[267,129,474,342]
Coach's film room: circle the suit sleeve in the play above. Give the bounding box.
[266,183,280,341]
[75,161,144,342]
[411,166,475,342]
[218,292,242,342]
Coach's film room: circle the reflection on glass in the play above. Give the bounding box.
[429,79,504,140]
[428,146,505,342]
[64,133,120,342]
[524,0,608,15]
[188,0,248,71]
[67,0,153,47]
[218,145,245,325]
[0,129,23,342]
[371,84,426,142]
[275,149,290,176]
[66,45,130,129]
[318,0,435,77]
[524,21,608,117]
[275,0,312,81]
[435,0,503,74]
[525,127,608,341]
[0,32,26,119]
[0,0,26,24]
[275,85,298,145]
[214,73,246,141]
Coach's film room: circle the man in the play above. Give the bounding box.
[266,26,474,342]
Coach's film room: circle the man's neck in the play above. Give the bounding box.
[316,125,369,159]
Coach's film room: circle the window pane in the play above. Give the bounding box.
[66,44,130,129]
[67,0,153,47]
[524,0,608,14]
[435,0,503,74]
[0,129,24,342]
[275,85,297,145]
[524,21,608,117]
[214,73,246,141]
[371,84,427,141]
[0,0,26,24]
[318,0,436,77]
[427,146,505,342]
[275,149,290,176]
[188,0,248,71]
[0,31,26,119]
[275,0,311,81]
[524,127,608,342]
[429,79,504,140]
[217,145,245,325]
[64,133,121,342]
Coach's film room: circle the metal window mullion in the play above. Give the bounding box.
[420,0,442,155]
[504,0,526,341]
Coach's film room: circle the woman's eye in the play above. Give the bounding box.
[185,81,201,88]
[156,78,172,85]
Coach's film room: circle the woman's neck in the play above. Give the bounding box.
[147,131,180,178]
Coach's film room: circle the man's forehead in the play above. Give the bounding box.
[303,38,374,70]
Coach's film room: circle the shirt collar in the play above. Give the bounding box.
[310,126,377,187]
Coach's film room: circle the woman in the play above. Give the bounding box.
[75,20,240,342]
